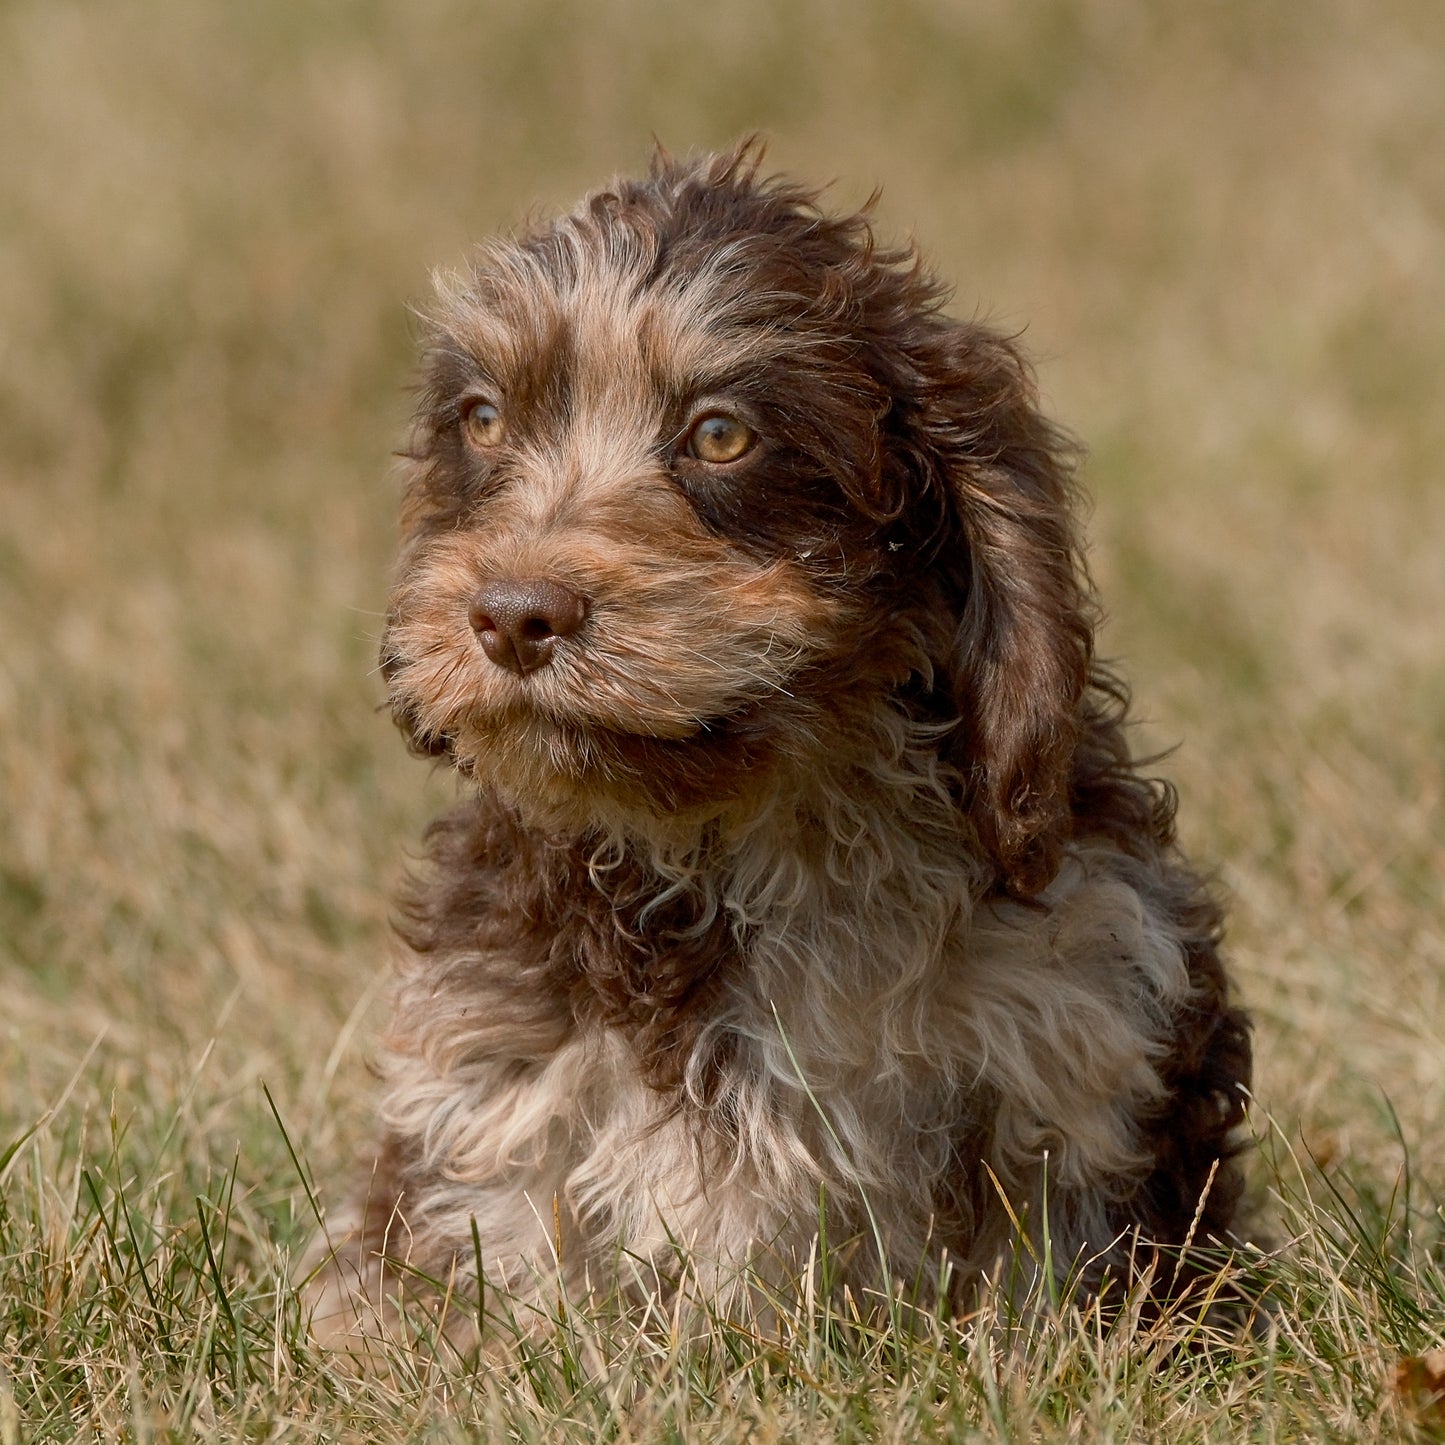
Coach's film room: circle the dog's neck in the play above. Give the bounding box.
[563,699,977,895]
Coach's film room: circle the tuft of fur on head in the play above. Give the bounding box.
[309,140,1252,1352]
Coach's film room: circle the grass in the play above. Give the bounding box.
[2,0,1443,1437]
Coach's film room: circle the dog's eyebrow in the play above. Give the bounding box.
[425,316,582,423]
[425,345,492,383]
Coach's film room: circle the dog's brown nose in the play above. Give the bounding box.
[468,578,587,675]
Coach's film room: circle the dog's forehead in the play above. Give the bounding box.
[435,222,793,409]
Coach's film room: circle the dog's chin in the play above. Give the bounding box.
[441,703,779,827]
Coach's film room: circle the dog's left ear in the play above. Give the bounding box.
[899,321,1093,896]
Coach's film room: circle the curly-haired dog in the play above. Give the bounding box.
[308,143,1251,1344]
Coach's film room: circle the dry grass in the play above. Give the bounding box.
[2,0,1443,1438]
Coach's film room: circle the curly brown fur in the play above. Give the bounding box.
[306,141,1251,1347]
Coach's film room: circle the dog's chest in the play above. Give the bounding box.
[579,833,974,1160]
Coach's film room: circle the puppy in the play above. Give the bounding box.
[307,142,1251,1345]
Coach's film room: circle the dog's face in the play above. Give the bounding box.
[382,146,1091,889]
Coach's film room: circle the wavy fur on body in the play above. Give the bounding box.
[307,143,1251,1346]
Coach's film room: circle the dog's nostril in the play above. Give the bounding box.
[468,577,588,675]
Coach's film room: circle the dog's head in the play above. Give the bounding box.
[382,142,1093,893]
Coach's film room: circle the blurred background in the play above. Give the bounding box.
[1,0,1442,1217]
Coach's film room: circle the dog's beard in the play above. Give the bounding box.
[382,614,815,822]
[454,707,785,822]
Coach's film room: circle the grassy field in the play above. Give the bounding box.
[2,0,1444,1437]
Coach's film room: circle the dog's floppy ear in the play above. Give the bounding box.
[903,321,1093,896]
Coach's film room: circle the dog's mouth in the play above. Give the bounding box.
[465,639,769,738]
[385,622,793,770]
[385,587,817,747]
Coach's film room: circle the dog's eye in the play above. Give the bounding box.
[686,412,754,464]
[460,398,505,450]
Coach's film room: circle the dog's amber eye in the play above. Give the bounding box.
[461,398,505,449]
[686,412,753,464]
